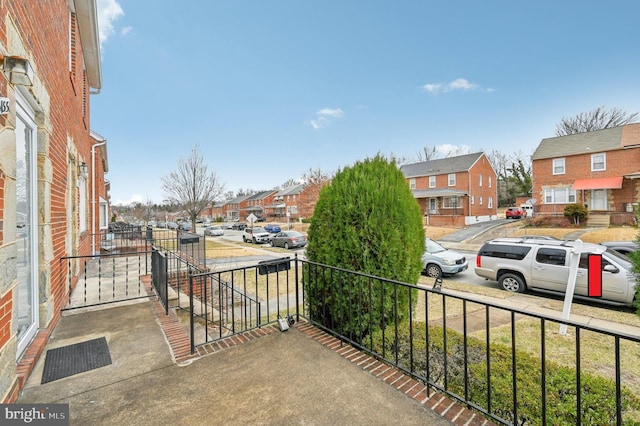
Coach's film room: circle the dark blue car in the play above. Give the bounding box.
[264,224,282,233]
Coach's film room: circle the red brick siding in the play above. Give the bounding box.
[0,291,13,349]
[532,147,640,214]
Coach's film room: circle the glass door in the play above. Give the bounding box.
[16,94,38,358]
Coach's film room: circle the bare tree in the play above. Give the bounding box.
[299,167,332,219]
[161,145,225,229]
[555,106,639,136]
[415,146,440,162]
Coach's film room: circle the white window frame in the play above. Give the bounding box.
[78,176,87,232]
[442,197,460,209]
[543,187,577,204]
[591,153,606,171]
[470,196,474,205]
[448,173,456,186]
[429,176,436,188]
[553,158,565,175]
[479,174,483,187]
[99,197,109,230]
[479,196,483,205]
[409,178,416,190]
[488,176,492,188]
[488,197,493,208]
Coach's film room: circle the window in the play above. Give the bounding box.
[591,153,606,171]
[448,173,456,186]
[429,176,436,188]
[488,197,493,208]
[99,197,109,230]
[488,176,492,188]
[16,92,39,358]
[553,158,565,175]
[536,248,567,266]
[479,196,483,205]
[470,196,474,205]
[479,174,483,186]
[442,197,460,209]
[478,244,531,260]
[543,187,576,204]
[409,178,416,190]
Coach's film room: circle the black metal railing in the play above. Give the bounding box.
[151,248,169,314]
[61,251,152,310]
[186,255,640,425]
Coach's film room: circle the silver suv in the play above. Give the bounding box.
[475,237,636,306]
[243,227,270,244]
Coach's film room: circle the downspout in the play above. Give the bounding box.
[91,138,107,255]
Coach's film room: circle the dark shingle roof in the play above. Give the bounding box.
[400,152,484,178]
[531,126,624,160]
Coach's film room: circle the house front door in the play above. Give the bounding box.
[428,198,437,214]
[590,189,607,211]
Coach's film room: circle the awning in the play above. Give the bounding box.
[571,176,623,190]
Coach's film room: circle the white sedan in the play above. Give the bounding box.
[204,225,224,236]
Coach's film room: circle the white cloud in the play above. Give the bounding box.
[435,144,472,157]
[308,107,344,129]
[421,78,493,95]
[96,0,125,46]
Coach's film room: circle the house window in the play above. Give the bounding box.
[470,196,474,205]
[479,196,483,205]
[488,197,493,208]
[99,197,109,230]
[448,173,456,186]
[489,176,492,188]
[591,153,606,171]
[553,158,565,175]
[479,174,483,187]
[409,178,416,190]
[442,197,460,209]
[543,187,577,204]
[429,176,436,188]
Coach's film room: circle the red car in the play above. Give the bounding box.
[505,207,526,219]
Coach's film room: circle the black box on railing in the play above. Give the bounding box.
[179,232,200,244]
[258,257,290,275]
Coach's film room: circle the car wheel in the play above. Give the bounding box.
[499,273,526,293]
[270,240,275,247]
[424,264,442,278]
[253,237,257,244]
[284,242,290,250]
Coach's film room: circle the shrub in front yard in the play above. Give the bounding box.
[368,322,640,425]
[564,203,589,226]
[305,155,424,343]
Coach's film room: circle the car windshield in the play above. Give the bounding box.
[605,248,632,266]
[253,227,266,233]
[425,238,446,253]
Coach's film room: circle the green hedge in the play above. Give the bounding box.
[369,322,640,425]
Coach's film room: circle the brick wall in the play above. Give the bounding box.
[0,0,99,402]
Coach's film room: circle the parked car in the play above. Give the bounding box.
[599,241,639,256]
[179,221,192,231]
[167,221,179,230]
[421,238,468,278]
[270,231,308,249]
[255,215,266,222]
[475,237,636,306]
[204,225,224,236]
[156,221,167,229]
[505,207,525,219]
[231,222,247,231]
[243,227,270,243]
[264,224,282,233]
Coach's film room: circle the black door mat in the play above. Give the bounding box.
[41,337,112,384]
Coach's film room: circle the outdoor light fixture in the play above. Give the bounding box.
[1,55,34,86]
[78,162,89,179]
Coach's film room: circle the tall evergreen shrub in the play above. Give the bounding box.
[305,155,425,342]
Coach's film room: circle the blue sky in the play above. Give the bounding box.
[92,1,640,205]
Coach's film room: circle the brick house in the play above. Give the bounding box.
[223,194,251,221]
[400,152,498,227]
[531,124,640,226]
[0,0,108,402]
[240,190,277,221]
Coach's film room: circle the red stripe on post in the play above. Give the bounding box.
[588,254,602,297]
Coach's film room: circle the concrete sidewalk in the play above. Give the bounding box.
[18,301,484,425]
